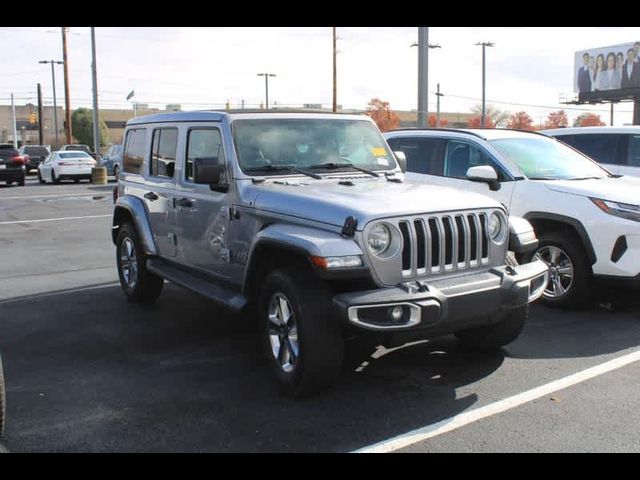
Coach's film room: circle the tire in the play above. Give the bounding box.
[18,176,25,187]
[116,223,164,304]
[74,179,80,184]
[0,354,5,438]
[37,171,45,184]
[5,181,11,186]
[524,229,592,309]
[113,165,120,181]
[455,305,528,351]
[51,170,60,184]
[258,266,344,397]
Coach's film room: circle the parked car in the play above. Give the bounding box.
[385,128,640,309]
[19,144,50,174]
[101,144,123,179]
[37,151,96,184]
[0,145,26,186]
[0,353,4,438]
[541,126,640,177]
[111,111,548,397]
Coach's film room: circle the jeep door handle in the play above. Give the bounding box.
[143,191,159,201]
[176,198,193,208]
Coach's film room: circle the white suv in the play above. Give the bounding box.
[385,128,640,309]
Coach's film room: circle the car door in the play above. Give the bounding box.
[391,136,515,209]
[175,125,233,281]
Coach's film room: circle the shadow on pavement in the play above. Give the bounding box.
[0,283,505,452]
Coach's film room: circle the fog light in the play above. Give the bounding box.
[388,306,404,322]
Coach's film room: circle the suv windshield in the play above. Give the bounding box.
[233,118,396,175]
[490,136,609,180]
[23,146,50,156]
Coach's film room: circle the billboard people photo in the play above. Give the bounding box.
[576,41,640,94]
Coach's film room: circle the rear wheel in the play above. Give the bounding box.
[37,170,45,184]
[113,165,120,181]
[51,170,60,184]
[116,223,164,303]
[18,176,25,186]
[456,305,528,351]
[258,266,343,397]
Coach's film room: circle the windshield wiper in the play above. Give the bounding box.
[528,176,558,180]
[308,162,380,178]
[244,164,322,180]
[568,176,603,181]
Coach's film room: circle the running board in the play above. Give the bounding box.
[146,258,248,311]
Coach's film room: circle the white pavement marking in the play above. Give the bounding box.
[0,214,111,225]
[354,348,640,453]
[0,192,108,200]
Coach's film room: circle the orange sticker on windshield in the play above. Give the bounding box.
[372,147,386,156]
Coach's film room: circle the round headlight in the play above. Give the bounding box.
[368,223,392,256]
[488,212,503,240]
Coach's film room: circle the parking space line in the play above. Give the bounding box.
[0,193,109,200]
[0,214,111,225]
[354,348,640,453]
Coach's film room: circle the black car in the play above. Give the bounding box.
[0,145,26,186]
[19,145,50,174]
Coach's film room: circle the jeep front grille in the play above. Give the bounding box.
[398,212,490,276]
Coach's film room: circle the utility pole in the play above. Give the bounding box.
[38,60,63,146]
[37,84,44,145]
[257,73,276,109]
[475,41,494,128]
[11,93,18,148]
[332,27,337,113]
[61,27,72,144]
[90,27,106,183]
[435,83,444,128]
[417,27,429,128]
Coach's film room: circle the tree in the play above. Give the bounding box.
[506,111,535,131]
[468,116,496,128]
[71,108,110,150]
[470,103,509,127]
[573,113,606,127]
[428,114,448,128]
[544,110,569,129]
[366,98,400,132]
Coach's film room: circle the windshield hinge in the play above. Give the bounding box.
[341,216,358,237]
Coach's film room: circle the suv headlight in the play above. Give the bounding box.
[591,198,640,222]
[367,223,392,256]
[488,212,505,241]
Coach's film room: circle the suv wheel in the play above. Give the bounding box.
[116,223,164,303]
[528,230,591,309]
[258,266,343,397]
[0,354,5,438]
[456,305,528,351]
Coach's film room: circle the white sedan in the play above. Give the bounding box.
[37,151,96,184]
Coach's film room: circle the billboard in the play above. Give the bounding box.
[574,41,640,102]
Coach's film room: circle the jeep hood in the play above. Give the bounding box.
[245,177,502,229]
[543,176,640,205]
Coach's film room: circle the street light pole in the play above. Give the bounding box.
[475,41,494,128]
[257,73,276,110]
[39,60,64,146]
[61,27,72,144]
[332,27,337,113]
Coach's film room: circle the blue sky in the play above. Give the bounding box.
[1,27,638,125]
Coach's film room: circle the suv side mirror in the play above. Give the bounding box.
[193,157,228,192]
[394,151,407,173]
[467,165,501,191]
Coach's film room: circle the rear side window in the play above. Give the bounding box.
[123,129,147,174]
[629,135,640,167]
[560,134,622,165]
[185,128,226,183]
[150,128,178,178]
[0,148,19,158]
[386,137,445,175]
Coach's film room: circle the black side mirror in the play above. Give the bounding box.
[394,151,407,173]
[193,157,228,192]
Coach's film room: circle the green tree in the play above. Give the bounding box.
[71,108,110,150]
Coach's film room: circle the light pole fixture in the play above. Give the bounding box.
[475,41,494,128]
[257,73,276,110]
[38,59,64,146]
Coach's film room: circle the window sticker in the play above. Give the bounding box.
[372,147,387,157]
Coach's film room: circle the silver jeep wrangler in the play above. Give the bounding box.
[111,111,548,397]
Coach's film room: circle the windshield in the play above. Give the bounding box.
[66,145,91,153]
[232,118,396,175]
[24,146,50,156]
[490,136,609,180]
[59,152,92,159]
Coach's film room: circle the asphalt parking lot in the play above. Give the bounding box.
[1,178,640,452]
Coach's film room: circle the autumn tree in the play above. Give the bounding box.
[428,114,449,128]
[366,98,400,132]
[468,116,496,128]
[470,104,509,127]
[506,111,535,131]
[544,110,569,129]
[573,113,606,127]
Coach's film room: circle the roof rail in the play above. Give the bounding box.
[385,127,487,139]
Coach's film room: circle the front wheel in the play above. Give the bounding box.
[116,223,164,303]
[258,266,344,397]
[455,305,528,351]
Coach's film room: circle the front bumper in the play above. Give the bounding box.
[333,259,549,332]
